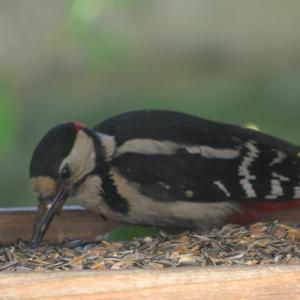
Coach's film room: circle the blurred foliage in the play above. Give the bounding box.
[0,1,300,207]
[71,0,138,22]
[104,225,158,242]
[71,0,106,21]
[0,83,16,155]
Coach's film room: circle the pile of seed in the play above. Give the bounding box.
[1,221,300,272]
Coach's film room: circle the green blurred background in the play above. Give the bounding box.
[0,0,300,207]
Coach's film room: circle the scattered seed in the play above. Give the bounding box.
[1,221,300,271]
[0,261,18,271]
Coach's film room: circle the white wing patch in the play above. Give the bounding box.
[294,186,300,199]
[272,172,290,182]
[110,168,239,229]
[116,139,177,156]
[269,150,287,166]
[238,141,259,198]
[115,138,240,159]
[97,133,116,160]
[187,146,240,159]
[270,179,284,197]
[266,173,291,199]
[213,181,231,197]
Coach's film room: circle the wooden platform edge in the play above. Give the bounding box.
[0,265,300,300]
[0,206,118,244]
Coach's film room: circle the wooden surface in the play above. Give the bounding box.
[0,265,299,300]
[1,205,300,245]
[1,208,300,299]
[0,206,118,244]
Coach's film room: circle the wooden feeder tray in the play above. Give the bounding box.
[1,206,300,300]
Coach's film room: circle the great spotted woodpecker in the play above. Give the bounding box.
[29,110,300,247]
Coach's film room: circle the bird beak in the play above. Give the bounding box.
[31,185,70,248]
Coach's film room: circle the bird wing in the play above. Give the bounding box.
[96,110,300,203]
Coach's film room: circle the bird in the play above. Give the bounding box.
[29,110,300,247]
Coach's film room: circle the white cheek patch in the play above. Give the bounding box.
[60,131,96,181]
[71,175,122,220]
[71,176,103,211]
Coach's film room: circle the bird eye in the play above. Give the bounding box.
[60,165,71,180]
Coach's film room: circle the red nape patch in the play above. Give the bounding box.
[73,121,86,131]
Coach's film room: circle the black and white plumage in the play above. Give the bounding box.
[29,110,300,247]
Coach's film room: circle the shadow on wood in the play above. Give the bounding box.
[0,206,118,245]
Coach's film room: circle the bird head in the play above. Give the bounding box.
[29,121,100,247]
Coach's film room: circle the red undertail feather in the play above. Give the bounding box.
[227,199,300,225]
